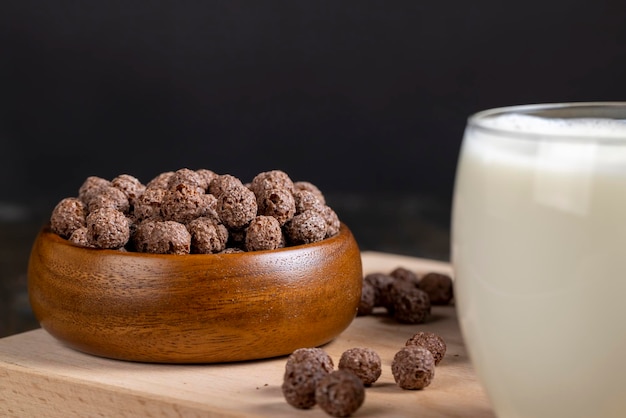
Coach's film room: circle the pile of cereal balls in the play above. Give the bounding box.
[49,168,341,254]
[282,331,446,417]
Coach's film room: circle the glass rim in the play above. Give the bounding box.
[467,101,626,141]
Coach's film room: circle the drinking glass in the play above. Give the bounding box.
[452,102,626,418]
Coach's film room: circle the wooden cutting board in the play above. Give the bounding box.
[0,251,495,418]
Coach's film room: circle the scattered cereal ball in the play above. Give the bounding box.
[78,176,111,206]
[50,197,87,238]
[418,272,454,305]
[256,188,296,226]
[111,174,145,207]
[161,184,217,224]
[338,347,382,386]
[245,215,284,251]
[133,187,166,221]
[87,185,130,214]
[284,210,327,245]
[145,171,174,190]
[86,207,130,249]
[282,348,334,409]
[315,370,365,417]
[357,279,376,316]
[132,220,191,254]
[389,280,431,324]
[391,345,435,390]
[284,347,335,373]
[187,217,229,254]
[390,266,420,287]
[208,174,243,198]
[68,226,91,247]
[294,181,326,204]
[293,189,325,214]
[363,272,396,310]
[195,169,218,191]
[216,184,258,230]
[283,362,326,409]
[250,169,295,196]
[406,331,447,366]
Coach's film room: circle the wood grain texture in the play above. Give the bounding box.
[27,223,363,363]
[1,252,495,418]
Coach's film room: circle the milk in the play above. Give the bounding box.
[452,114,626,418]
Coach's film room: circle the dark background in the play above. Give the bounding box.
[3,1,626,211]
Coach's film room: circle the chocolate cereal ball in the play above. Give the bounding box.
[282,348,334,409]
[250,169,295,196]
[338,347,382,386]
[321,205,341,238]
[418,272,454,305]
[216,184,258,230]
[294,181,326,204]
[50,197,87,238]
[187,217,228,254]
[195,169,218,191]
[133,187,166,221]
[111,174,145,207]
[167,168,205,191]
[145,171,174,190]
[390,266,420,287]
[389,280,431,324]
[284,210,327,245]
[406,331,447,366]
[357,279,376,316]
[208,174,243,197]
[391,345,435,390]
[245,215,284,251]
[78,176,111,206]
[284,347,334,372]
[87,185,130,214]
[86,207,130,249]
[292,189,339,238]
[132,220,191,254]
[293,189,325,214]
[161,184,217,224]
[68,226,91,247]
[256,188,296,226]
[315,370,365,418]
[363,272,396,310]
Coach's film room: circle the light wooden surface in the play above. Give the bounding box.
[0,251,495,418]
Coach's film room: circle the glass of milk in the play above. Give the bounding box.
[452,102,626,418]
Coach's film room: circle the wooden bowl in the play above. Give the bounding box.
[27,223,362,363]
